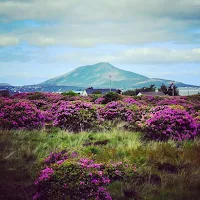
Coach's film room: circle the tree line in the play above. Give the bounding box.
[123,83,179,96]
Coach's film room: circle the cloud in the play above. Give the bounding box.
[0,35,19,46]
[116,48,200,64]
[58,47,200,64]
[0,0,199,47]
[0,0,200,22]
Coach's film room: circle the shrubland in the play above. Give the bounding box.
[0,92,200,199]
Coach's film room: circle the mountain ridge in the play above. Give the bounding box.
[41,62,198,89]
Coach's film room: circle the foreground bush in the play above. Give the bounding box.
[53,101,100,132]
[95,92,121,104]
[0,99,45,130]
[143,107,198,141]
[33,151,136,200]
[98,101,134,122]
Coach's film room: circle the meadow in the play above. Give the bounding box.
[0,92,200,200]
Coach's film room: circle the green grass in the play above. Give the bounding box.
[1,128,200,200]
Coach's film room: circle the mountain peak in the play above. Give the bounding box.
[41,62,148,88]
[96,62,112,65]
[83,62,115,69]
[41,62,197,89]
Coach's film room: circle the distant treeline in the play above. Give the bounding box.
[123,83,179,96]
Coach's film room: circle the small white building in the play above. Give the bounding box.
[81,90,88,96]
[137,91,166,96]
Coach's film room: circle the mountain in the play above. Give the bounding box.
[41,62,148,88]
[0,83,12,86]
[0,84,84,94]
[41,62,198,89]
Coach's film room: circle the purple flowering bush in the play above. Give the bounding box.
[0,99,45,130]
[94,97,106,104]
[193,111,200,135]
[53,101,101,132]
[157,97,196,114]
[97,101,134,122]
[0,92,199,136]
[122,97,141,106]
[143,107,198,141]
[33,151,136,200]
[94,92,121,104]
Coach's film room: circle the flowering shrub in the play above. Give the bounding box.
[31,99,50,111]
[98,101,134,122]
[14,92,64,103]
[157,97,195,113]
[0,99,45,130]
[144,107,198,141]
[95,97,106,104]
[122,97,141,106]
[193,111,200,136]
[53,101,101,132]
[95,92,121,104]
[138,95,164,106]
[0,92,199,136]
[33,151,136,200]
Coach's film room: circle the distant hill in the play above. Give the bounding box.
[0,83,12,86]
[0,85,84,94]
[41,62,198,89]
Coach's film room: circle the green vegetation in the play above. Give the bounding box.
[61,90,79,96]
[103,91,121,103]
[123,84,179,96]
[92,90,102,94]
[123,84,156,96]
[1,128,200,199]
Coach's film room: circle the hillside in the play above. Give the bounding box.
[41,62,198,89]
[0,83,12,86]
[41,62,149,88]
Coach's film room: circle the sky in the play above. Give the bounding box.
[0,0,200,86]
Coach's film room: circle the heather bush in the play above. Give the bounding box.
[95,97,106,104]
[31,99,50,110]
[33,151,136,200]
[98,101,134,122]
[125,105,150,131]
[122,97,141,106]
[193,111,200,135]
[157,97,196,113]
[139,95,164,106]
[14,92,63,103]
[102,92,121,104]
[0,99,45,130]
[53,101,101,132]
[143,107,198,141]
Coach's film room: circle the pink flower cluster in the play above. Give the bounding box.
[0,92,199,139]
[52,101,100,132]
[33,151,136,200]
[0,98,45,130]
[144,107,198,141]
[98,101,134,122]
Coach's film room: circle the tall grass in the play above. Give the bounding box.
[1,128,200,200]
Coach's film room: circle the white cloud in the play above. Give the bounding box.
[0,35,19,46]
[0,0,199,46]
[58,47,200,64]
[0,0,200,22]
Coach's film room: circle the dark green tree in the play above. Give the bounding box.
[158,83,179,96]
[159,84,168,95]
[167,83,179,96]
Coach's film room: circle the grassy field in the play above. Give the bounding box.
[1,128,200,200]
